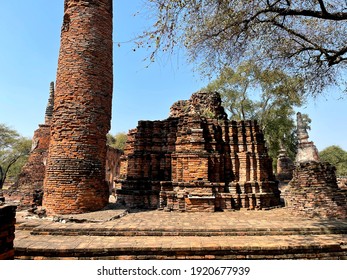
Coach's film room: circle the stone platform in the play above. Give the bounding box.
[14,207,347,260]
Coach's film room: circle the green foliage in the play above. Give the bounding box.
[0,124,31,189]
[6,138,32,181]
[107,132,127,151]
[202,61,309,165]
[200,108,215,119]
[319,145,347,176]
[139,0,347,95]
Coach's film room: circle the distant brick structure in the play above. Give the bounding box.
[117,92,281,211]
[285,162,347,219]
[0,204,16,260]
[295,112,319,163]
[43,0,113,214]
[4,83,53,208]
[276,146,294,182]
[283,113,347,219]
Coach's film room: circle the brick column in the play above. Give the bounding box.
[43,0,113,214]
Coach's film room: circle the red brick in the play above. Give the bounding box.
[43,0,113,214]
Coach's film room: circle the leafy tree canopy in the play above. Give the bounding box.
[319,145,347,176]
[202,61,310,164]
[138,0,347,95]
[0,124,31,189]
[107,132,127,151]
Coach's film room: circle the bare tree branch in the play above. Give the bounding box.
[318,0,329,15]
[139,0,347,95]
[267,6,347,20]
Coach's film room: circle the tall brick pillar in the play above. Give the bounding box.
[43,0,113,214]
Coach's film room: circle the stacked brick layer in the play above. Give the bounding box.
[284,162,347,219]
[117,92,280,211]
[43,0,113,214]
[0,205,16,260]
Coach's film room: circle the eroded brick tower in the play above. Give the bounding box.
[43,0,113,214]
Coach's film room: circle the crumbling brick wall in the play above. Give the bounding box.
[4,125,50,209]
[117,92,280,211]
[0,205,16,260]
[43,0,113,214]
[283,162,347,219]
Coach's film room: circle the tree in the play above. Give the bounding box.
[107,132,127,151]
[319,145,347,176]
[0,124,31,189]
[139,0,347,94]
[202,61,308,164]
[6,139,32,182]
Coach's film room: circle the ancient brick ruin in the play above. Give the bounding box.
[276,145,294,182]
[284,113,347,219]
[5,82,122,211]
[117,92,281,211]
[4,0,345,222]
[43,0,113,214]
[285,162,347,219]
[0,204,16,260]
[4,83,54,208]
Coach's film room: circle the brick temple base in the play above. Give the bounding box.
[283,161,347,219]
[117,92,281,211]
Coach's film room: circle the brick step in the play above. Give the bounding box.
[27,225,347,237]
[15,241,347,260]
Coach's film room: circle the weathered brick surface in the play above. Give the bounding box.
[43,0,113,214]
[282,113,347,219]
[6,80,120,210]
[276,148,294,182]
[117,92,280,211]
[283,162,347,219]
[0,205,16,260]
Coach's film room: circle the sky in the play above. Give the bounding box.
[0,0,346,152]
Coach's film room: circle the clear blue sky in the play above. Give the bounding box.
[0,0,346,152]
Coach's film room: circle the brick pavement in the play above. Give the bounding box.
[14,208,347,259]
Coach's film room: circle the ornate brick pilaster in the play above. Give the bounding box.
[43,0,113,214]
